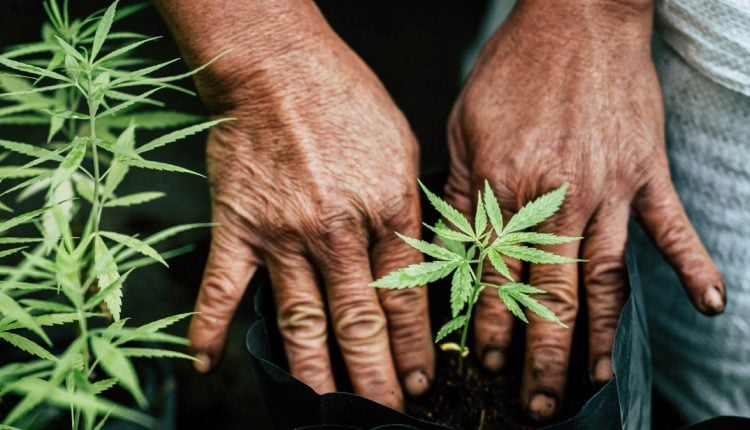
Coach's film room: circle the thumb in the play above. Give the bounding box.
[189,209,259,372]
[635,176,726,315]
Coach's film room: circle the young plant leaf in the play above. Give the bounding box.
[0,139,64,161]
[0,332,56,361]
[474,191,487,237]
[450,263,473,318]
[99,231,167,266]
[497,244,580,265]
[105,191,164,207]
[435,315,467,343]
[395,232,461,262]
[90,335,147,408]
[0,292,50,345]
[418,180,474,238]
[93,236,122,320]
[370,260,460,289]
[483,180,503,233]
[499,232,582,246]
[503,183,569,233]
[487,248,514,282]
[424,222,474,243]
[90,1,119,62]
[498,289,527,323]
[135,118,230,154]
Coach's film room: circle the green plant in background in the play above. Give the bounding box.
[371,181,582,373]
[0,1,223,428]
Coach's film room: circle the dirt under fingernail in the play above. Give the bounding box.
[528,392,557,421]
[404,370,430,396]
[482,348,505,372]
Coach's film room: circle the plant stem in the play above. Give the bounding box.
[457,249,486,375]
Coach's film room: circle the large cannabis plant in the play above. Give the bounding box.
[372,181,581,371]
[0,1,222,428]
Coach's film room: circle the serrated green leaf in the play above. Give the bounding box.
[419,180,474,238]
[487,248,514,282]
[91,1,119,62]
[498,290,527,323]
[0,139,64,161]
[507,289,565,327]
[370,260,459,289]
[450,263,473,318]
[119,347,195,361]
[98,87,161,118]
[0,332,56,361]
[497,244,580,265]
[93,236,122,320]
[114,223,212,263]
[433,219,465,256]
[18,299,74,313]
[118,155,203,176]
[90,378,118,395]
[0,56,70,82]
[132,311,194,335]
[6,377,154,427]
[424,222,474,243]
[0,207,49,234]
[136,118,229,154]
[395,232,461,261]
[0,237,43,245]
[483,180,504,234]
[0,292,50,345]
[103,110,201,130]
[49,137,86,192]
[100,231,166,266]
[0,246,26,259]
[53,35,85,63]
[105,191,164,207]
[474,191,487,236]
[95,36,160,65]
[500,232,582,246]
[435,315,467,343]
[90,335,147,408]
[503,183,569,233]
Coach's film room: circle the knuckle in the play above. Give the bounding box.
[586,253,627,289]
[277,300,328,345]
[199,273,243,313]
[333,300,387,346]
[305,207,364,248]
[526,345,568,383]
[380,289,429,342]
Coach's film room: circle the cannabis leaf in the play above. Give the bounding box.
[371,181,581,373]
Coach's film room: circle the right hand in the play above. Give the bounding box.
[183,2,434,411]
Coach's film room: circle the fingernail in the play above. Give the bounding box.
[193,352,211,373]
[482,348,505,372]
[702,285,725,315]
[403,370,430,396]
[591,357,613,383]
[527,392,557,422]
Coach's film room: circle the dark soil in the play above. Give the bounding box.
[405,347,531,430]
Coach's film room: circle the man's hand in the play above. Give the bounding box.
[154,0,434,410]
[446,0,725,421]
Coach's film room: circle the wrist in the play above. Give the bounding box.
[506,0,654,63]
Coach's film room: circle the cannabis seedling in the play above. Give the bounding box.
[371,181,581,372]
[0,1,222,428]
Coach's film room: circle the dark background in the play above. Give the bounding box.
[1,1,488,428]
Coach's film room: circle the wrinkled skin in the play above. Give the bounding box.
[446,1,725,421]
[158,2,435,411]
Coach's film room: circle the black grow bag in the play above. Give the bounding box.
[244,245,749,430]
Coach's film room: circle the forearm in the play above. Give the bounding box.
[504,0,654,66]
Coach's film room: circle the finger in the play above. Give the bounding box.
[634,176,725,314]
[267,253,335,394]
[582,202,630,384]
[311,228,402,410]
[522,217,584,422]
[372,226,434,397]
[189,211,259,372]
[474,209,522,372]
[443,115,473,216]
